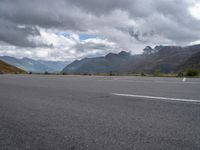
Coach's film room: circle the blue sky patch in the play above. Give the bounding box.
[55,32,70,37]
[79,34,97,41]
[55,32,96,41]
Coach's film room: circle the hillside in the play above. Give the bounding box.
[62,44,200,74]
[0,60,26,74]
[0,56,69,73]
[124,45,200,73]
[62,51,131,73]
[179,51,200,70]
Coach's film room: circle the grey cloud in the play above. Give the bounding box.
[0,0,85,30]
[81,0,200,43]
[67,0,132,15]
[0,0,85,48]
[0,0,200,60]
[0,19,42,47]
[75,41,116,53]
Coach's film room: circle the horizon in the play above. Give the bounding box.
[0,43,200,62]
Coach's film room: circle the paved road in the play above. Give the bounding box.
[0,75,200,150]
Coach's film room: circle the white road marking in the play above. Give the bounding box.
[111,93,200,103]
[182,77,186,82]
[100,79,200,84]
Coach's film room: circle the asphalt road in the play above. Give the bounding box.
[0,75,200,150]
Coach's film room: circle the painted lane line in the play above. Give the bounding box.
[111,93,200,103]
[101,79,200,84]
[182,77,186,82]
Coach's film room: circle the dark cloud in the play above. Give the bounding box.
[0,0,85,29]
[0,19,42,47]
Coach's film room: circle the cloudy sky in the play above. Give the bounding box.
[0,0,200,61]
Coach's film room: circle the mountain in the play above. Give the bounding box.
[0,56,69,73]
[62,44,200,74]
[62,51,131,73]
[124,45,200,73]
[0,60,26,74]
[179,51,200,70]
[143,46,158,55]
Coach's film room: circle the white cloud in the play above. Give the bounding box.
[189,2,200,20]
[0,28,121,61]
[189,40,200,45]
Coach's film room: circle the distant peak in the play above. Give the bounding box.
[105,51,130,59]
[118,51,130,55]
[0,55,14,59]
[22,57,32,61]
[143,46,154,55]
[154,45,164,51]
[144,46,153,50]
[105,52,116,57]
[118,51,130,57]
[143,46,164,55]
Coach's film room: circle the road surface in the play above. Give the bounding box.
[0,75,200,150]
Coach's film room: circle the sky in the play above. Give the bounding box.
[0,0,200,61]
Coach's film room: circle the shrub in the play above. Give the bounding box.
[141,72,146,76]
[109,71,115,76]
[177,72,184,77]
[154,70,161,77]
[186,69,199,77]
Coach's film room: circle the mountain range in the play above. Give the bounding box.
[62,44,200,74]
[0,56,69,73]
[1,44,199,74]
